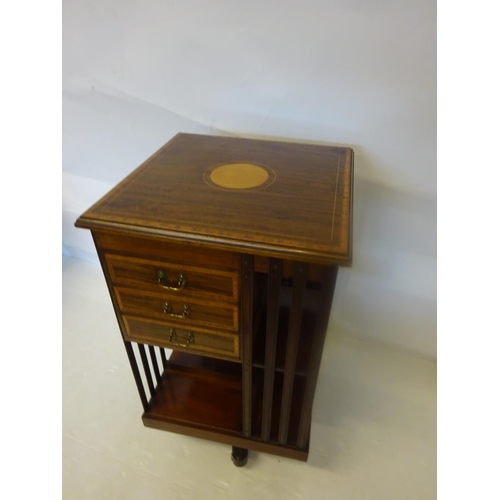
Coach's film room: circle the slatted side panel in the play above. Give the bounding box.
[257,259,311,447]
[257,259,334,450]
[123,340,171,412]
[123,340,150,412]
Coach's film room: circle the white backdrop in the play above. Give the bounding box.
[62,0,436,359]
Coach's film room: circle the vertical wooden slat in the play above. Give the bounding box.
[138,343,156,397]
[296,266,338,449]
[149,345,161,383]
[241,254,254,438]
[123,341,150,412]
[278,261,308,445]
[160,348,168,370]
[261,258,283,441]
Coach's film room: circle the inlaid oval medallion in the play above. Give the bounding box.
[204,163,275,190]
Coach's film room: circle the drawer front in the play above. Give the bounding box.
[122,316,240,360]
[115,287,238,332]
[94,232,241,270]
[106,254,239,301]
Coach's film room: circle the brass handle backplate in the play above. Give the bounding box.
[163,302,191,318]
[157,270,186,291]
[168,328,193,348]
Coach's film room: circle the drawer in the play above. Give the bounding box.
[122,316,240,360]
[115,287,239,332]
[105,254,239,301]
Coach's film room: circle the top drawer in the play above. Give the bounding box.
[105,254,239,301]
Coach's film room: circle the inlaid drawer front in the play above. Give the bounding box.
[106,254,239,300]
[122,316,240,360]
[115,287,239,332]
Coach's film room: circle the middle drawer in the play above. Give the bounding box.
[114,287,239,332]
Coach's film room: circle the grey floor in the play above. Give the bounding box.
[62,255,436,500]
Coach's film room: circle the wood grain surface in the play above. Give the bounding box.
[76,133,353,265]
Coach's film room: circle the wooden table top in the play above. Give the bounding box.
[76,133,354,265]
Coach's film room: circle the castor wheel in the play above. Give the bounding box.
[231,446,248,467]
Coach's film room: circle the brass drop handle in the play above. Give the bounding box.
[163,302,191,318]
[168,328,193,348]
[157,270,187,290]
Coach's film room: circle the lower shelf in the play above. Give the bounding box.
[145,354,243,433]
[140,350,310,461]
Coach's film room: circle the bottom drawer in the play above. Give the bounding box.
[122,316,240,360]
